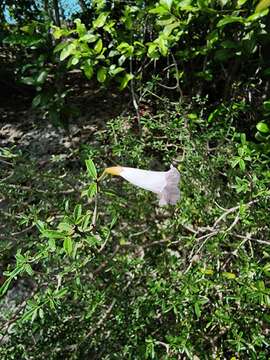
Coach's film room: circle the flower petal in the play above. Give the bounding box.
[159,165,180,205]
[120,167,167,194]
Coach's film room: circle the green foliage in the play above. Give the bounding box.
[1,0,270,359]
[1,101,270,358]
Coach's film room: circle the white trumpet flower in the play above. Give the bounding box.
[105,165,180,206]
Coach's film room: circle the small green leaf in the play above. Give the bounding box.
[24,264,34,276]
[119,73,133,90]
[239,158,245,171]
[256,122,269,133]
[200,268,214,275]
[94,39,103,54]
[149,5,170,15]
[263,263,270,277]
[82,60,94,80]
[74,18,87,36]
[263,101,270,111]
[256,0,270,13]
[97,67,107,83]
[85,159,97,179]
[73,204,82,222]
[48,238,56,252]
[32,94,41,108]
[217,16,245,28]
[81,213,91,231]
[39,308,44,319]
[194,303,201,319]
[60,43,76,61]
[87,183,97,198]
[63,237,73,256]
[0,278,13,297]
[222,272,236,279]
[36,70,48,85]
[93,12,109,28]
[53,27,64,40]
[80,33,98,43]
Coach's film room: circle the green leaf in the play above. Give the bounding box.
[80,33,98,43]
[39,308,44,319]
[200,268,214,275]
[21,77,36,86]
[54,288,68,298]
[147,43,160,59]
[94,39,103,54]
[256,122,270,133]
[217,16,245,28]
[93,12,109,28]
[82,60,94,79]
[74,18,87,36]
[149,5,170,15]
[119,73,134,90]
[263,263,270,277]
[156,36,168,56]
[160,0,173,10]
[239,159,246,171]
[32,94,41,108]
[87,183,97,198]
[73,204,82,222]
[63,237,73,256]
[36,70,48,85]
[48,238,56,252]
[222,272,236,279]
[71,57,79,66]
[194,303,201,318]
[24,264,34,276]
[0,278,13,297]
[256,0,270,13]
[247,8,269,21]
[97,67,107,83]
[85,159,97,179]
[53,27,64,40]
[263,101,270,111]
[237,0,248,6]
[81,213,92,231]
[231,158,240,168]
[109,65,124,77]
[41,230,64,239]
[60,43,76,61]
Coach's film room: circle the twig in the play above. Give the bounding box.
[93,244,120,275]
[213,199,259,229]
[11,224,35,236]
[233,233,270,246]
[129,57,141,131]
[224,212,240,234]
[0,170,14,183]
[170,51,183,104]
[0,158,13,166]
[157,82,178,90]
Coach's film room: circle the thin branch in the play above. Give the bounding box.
[212,199,259,229]
[233,233,270,246]
[0,158,12,166]
[170,52,183,104]
[129,57,141,131]
[157,82,178,90]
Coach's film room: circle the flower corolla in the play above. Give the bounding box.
[105,165,180,206]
